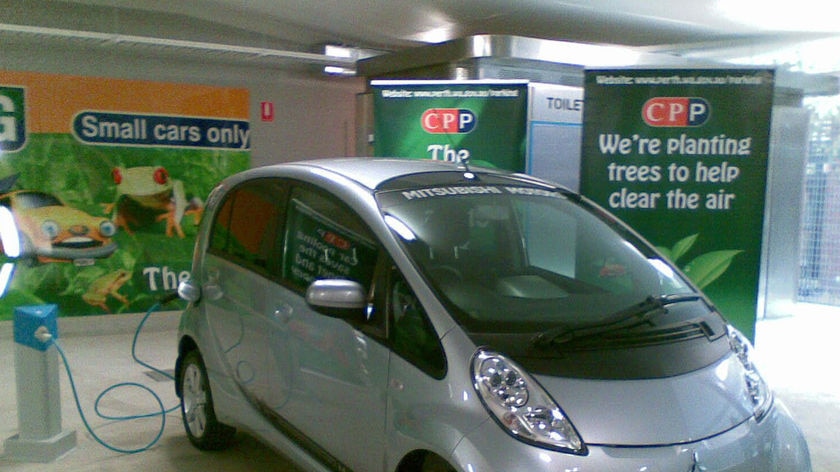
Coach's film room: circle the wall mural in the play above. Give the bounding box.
[0,71,250,318]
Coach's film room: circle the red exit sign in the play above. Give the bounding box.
[261,101,274,122]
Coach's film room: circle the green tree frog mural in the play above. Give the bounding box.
[81,269,132,311]
[105,166,203,238]
[656,234,742,289]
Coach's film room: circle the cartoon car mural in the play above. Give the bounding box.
[0,189,118,264]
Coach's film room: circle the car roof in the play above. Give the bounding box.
[282,157,510,190]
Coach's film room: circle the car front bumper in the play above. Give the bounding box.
[451,399,810,472]
[36,241,118,261]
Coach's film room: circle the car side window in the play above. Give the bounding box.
[208,178,287,276]
[279,185,378,294]
[389,268,446,378]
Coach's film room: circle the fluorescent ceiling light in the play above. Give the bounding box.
[324,65,355,76]
[414,25,459,44]
[325,44,354,58]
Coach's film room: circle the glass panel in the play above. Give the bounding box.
[281,185,377,292]
[800,97,840,305]
[379,184,694,332]
[209,179,284,273]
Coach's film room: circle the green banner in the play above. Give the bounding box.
[580,69,775,341]
[371,80,528,171]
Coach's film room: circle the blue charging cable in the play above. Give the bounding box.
[50,293,180,454]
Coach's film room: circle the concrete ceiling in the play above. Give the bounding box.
[62,0,840,48]
[5,0,840,74]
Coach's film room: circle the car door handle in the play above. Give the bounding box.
[390,378,405,391]
[203,268,223,301]
[202,283,223,301]
[273,301,293,323]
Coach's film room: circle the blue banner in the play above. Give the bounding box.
[72,111,250,150]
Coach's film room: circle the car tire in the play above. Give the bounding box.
[420,454,456,472]
[179,349,236,450]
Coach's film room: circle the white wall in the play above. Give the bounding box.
[1,0,366,167]
[247,77,364,167]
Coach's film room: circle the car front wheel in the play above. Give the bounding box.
[179,350,235,450]
[421,454,456,472]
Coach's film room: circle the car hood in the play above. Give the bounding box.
[19,205,106,227]
[535,352,755,446]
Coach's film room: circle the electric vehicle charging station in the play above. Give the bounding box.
[4,304,77,462]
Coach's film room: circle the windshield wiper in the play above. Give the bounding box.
[531,293,702,349]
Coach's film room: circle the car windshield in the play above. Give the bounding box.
[13,191,63,209]
[376,173,694,333]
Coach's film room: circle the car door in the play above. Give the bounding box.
[265,183,389,472]
[199,178,291,409]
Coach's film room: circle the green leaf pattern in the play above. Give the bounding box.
[657,233,742,289]
[683,250,743,289]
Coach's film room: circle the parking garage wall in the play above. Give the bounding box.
[1,38,365,168]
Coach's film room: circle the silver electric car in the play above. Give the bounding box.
[175,157,811,472]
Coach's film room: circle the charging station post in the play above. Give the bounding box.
[4,304,77,462]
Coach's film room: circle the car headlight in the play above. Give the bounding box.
[100,220,117,237]
[727,325,773,421]
[41,220,60,239]
[471,349,586,455]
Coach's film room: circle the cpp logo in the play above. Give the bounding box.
[421,108,476,134]
[0,86,26,152]
[642,97,710,127]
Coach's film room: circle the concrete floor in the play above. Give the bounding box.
[0,305,837,472]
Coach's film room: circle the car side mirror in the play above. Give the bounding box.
[305,279,367,319]
[177,279,201,303]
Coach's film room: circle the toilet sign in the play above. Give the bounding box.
[580,68,774,342]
